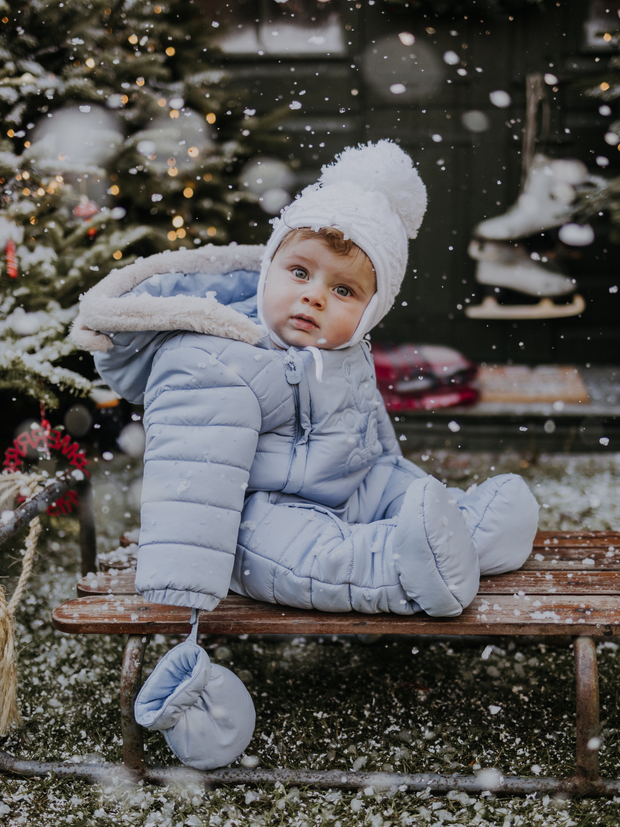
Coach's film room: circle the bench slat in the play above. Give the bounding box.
[78,571,137,596]
[77,569,620,597]
[52,593,620,637]
[533,531,620,546]
[480,571,620,593]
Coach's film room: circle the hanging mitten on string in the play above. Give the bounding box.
[134,611,255,769]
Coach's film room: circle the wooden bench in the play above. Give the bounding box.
[3,529,620,796]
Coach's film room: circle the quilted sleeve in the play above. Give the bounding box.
[135,338,262,611]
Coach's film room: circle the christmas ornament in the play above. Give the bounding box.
[5,239,17,279]
[87,226,98,240]
[73,197,100,219]
[3,418,90,517]
[30,105,122,169]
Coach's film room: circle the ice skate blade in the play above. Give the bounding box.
[465,294,585,320]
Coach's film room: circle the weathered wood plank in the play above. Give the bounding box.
[534,531,620,545]
[52,593,620,637]
[480,571,620,594]
[78,570,137,596]
[77,569,620,597]
[522,549,620,571]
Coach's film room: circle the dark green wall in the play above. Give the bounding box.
[211,1,619,365]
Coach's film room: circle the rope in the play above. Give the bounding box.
[0,472,46,735]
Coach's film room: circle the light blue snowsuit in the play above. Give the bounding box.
[93,265,539,620]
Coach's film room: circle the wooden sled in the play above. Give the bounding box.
[3,516,620,795]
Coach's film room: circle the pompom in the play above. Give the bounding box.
[318,140,427,239]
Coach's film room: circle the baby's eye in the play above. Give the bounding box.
[292,267,308,280]
[334,285,351,297]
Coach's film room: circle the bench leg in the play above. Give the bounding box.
[574,636,600,782]
[76,477,97,576]
[121,635,149,774]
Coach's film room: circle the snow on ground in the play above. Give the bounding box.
[1,450,620,825]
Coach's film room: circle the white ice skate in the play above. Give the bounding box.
[465,239,585,320]
[474,154,588,241]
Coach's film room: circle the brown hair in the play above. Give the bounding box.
[278,227,360,258]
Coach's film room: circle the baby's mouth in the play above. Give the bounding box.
[291,314,319,330]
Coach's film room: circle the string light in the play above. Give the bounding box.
[176,229,186,238]
[113,250,123,260]
[167,230,177,240]
[188,147,199,157]
[170,109,179,119]
[183,188,194,198]
[128,34,138,44]
[158,98,167,107]
[85,58,95,68]
[207,227,217,236]
[109,185,120,195]
[165,47,175,56]
[136,77,145,87]
[600,82,610,91]
[206,113,216,124]
[168,168,178,177]
[172,216,184,228]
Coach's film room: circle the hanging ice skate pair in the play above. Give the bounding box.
[466,74,589,320]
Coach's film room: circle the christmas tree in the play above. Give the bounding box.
[0,0,290,408]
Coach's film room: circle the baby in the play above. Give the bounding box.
[72,140,539,769]
[73,139,539,622]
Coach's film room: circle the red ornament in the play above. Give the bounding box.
[73,198,100,219]
[3,422,90,516]
[6,238,17,278]
[87,226,98,239]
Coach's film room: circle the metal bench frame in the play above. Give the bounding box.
[1,481,619,797]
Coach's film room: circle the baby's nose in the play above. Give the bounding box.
[302,287,326,308]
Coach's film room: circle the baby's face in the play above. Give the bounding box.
[263,236,376,349]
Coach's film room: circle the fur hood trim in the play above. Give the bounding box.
[70,244,266,353]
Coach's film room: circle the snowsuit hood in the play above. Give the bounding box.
[70,243,267,355]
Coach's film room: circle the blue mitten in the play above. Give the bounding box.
[134,614,255,770]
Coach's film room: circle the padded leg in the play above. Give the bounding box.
[233,492,414,614]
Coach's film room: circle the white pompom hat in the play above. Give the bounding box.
[257,139,427,348]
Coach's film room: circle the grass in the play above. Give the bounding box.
[1,450,620,825]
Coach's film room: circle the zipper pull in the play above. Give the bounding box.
[284,350,301,385]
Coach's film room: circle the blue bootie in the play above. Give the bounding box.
[134,613,255,770]
[392,476,480,618]
[455,474,539,576]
